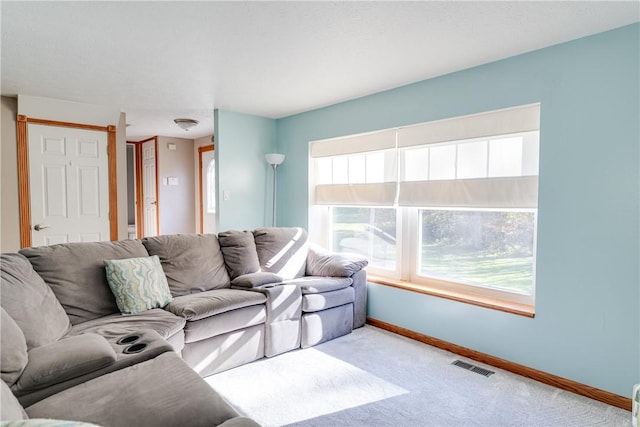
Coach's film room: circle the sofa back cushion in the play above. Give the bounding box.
[142,234,230,296]
[306,243,369,277]
[0,253,71,347]
[218,230,261,279]
[1,308,28,387]
[19,240,149,325]
[253,227,308,280]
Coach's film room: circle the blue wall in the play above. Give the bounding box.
[215,109,277,231]
[275,24,640,397]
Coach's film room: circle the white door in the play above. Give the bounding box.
[142,139,158,237]
[201,150,216,234]
[28,124,110,246]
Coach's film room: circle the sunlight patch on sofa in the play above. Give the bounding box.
[265,228,308,279]
[205,348,408,426]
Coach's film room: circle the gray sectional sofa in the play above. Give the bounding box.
[0,227,368,426]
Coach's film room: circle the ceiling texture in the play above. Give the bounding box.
[2,1,638,141]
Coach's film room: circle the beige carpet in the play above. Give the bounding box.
[206,326,629,427]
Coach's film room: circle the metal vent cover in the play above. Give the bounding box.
[452,360,495,377]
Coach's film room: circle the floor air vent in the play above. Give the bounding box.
[452,360,495,377]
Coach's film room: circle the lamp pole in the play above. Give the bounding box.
[265,153,285,227]
[271,163,278,227]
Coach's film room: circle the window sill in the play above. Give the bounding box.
[367,274,535,318]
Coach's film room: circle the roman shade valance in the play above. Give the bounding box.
[310,130,397,206]
[309,130,396,158]
[310,103,540,209]
[397,103,540,148]
[397,176,538,208]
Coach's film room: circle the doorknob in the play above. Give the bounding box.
[33,224,50,231]
[151,201,157,205]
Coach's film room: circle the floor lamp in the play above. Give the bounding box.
[265,153,285,227]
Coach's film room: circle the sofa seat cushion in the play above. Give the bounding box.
[184,305,266,343]
[302,287,355,312]
[68,308,185,341]
[0,253,72,348]
[1,308,28,387]
[167,289,266,321]
[285,276,353,294]
[19,240,149,325]
[25,352,245,427]
[142,234,230,296]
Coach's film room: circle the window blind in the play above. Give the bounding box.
[310,130,398,206]
[397,104,540,148]
[397,104,540,209]
[309,103,540,209]
[315,182,398,206]
[310,130,396,157]
[397,176,538,208]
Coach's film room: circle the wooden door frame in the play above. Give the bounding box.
[16,115,117,248]
[198,144,214,233]
[129,136,159,239]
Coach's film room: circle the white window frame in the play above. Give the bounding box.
[326,205,403,279]
[406,207,537,306]
[308,104,540,307]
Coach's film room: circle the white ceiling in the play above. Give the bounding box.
[2,1,638,141]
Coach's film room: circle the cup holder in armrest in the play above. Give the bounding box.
[123,343,147,354]
[117,335,140,345]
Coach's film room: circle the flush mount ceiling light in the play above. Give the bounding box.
[174,118,199,131]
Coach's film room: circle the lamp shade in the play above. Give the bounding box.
[265,153,285,166]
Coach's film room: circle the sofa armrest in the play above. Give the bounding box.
[14,334,116,393]
[230,272,283,289]
[306,243,368,277]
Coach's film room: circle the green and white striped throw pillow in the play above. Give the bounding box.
[104,255,172,315]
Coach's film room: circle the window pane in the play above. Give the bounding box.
[419,209,535,295]
[383,150,398,182]
[429,145,456,180]
[488,137,523,177]
[332,157,348,184]
[348,155,366,184]
[316,158,332,185]
[366,152,385,183]
[457,140,487,179]
[403,147,428,181]
[331,206,396,271]
[521,132,540,176]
